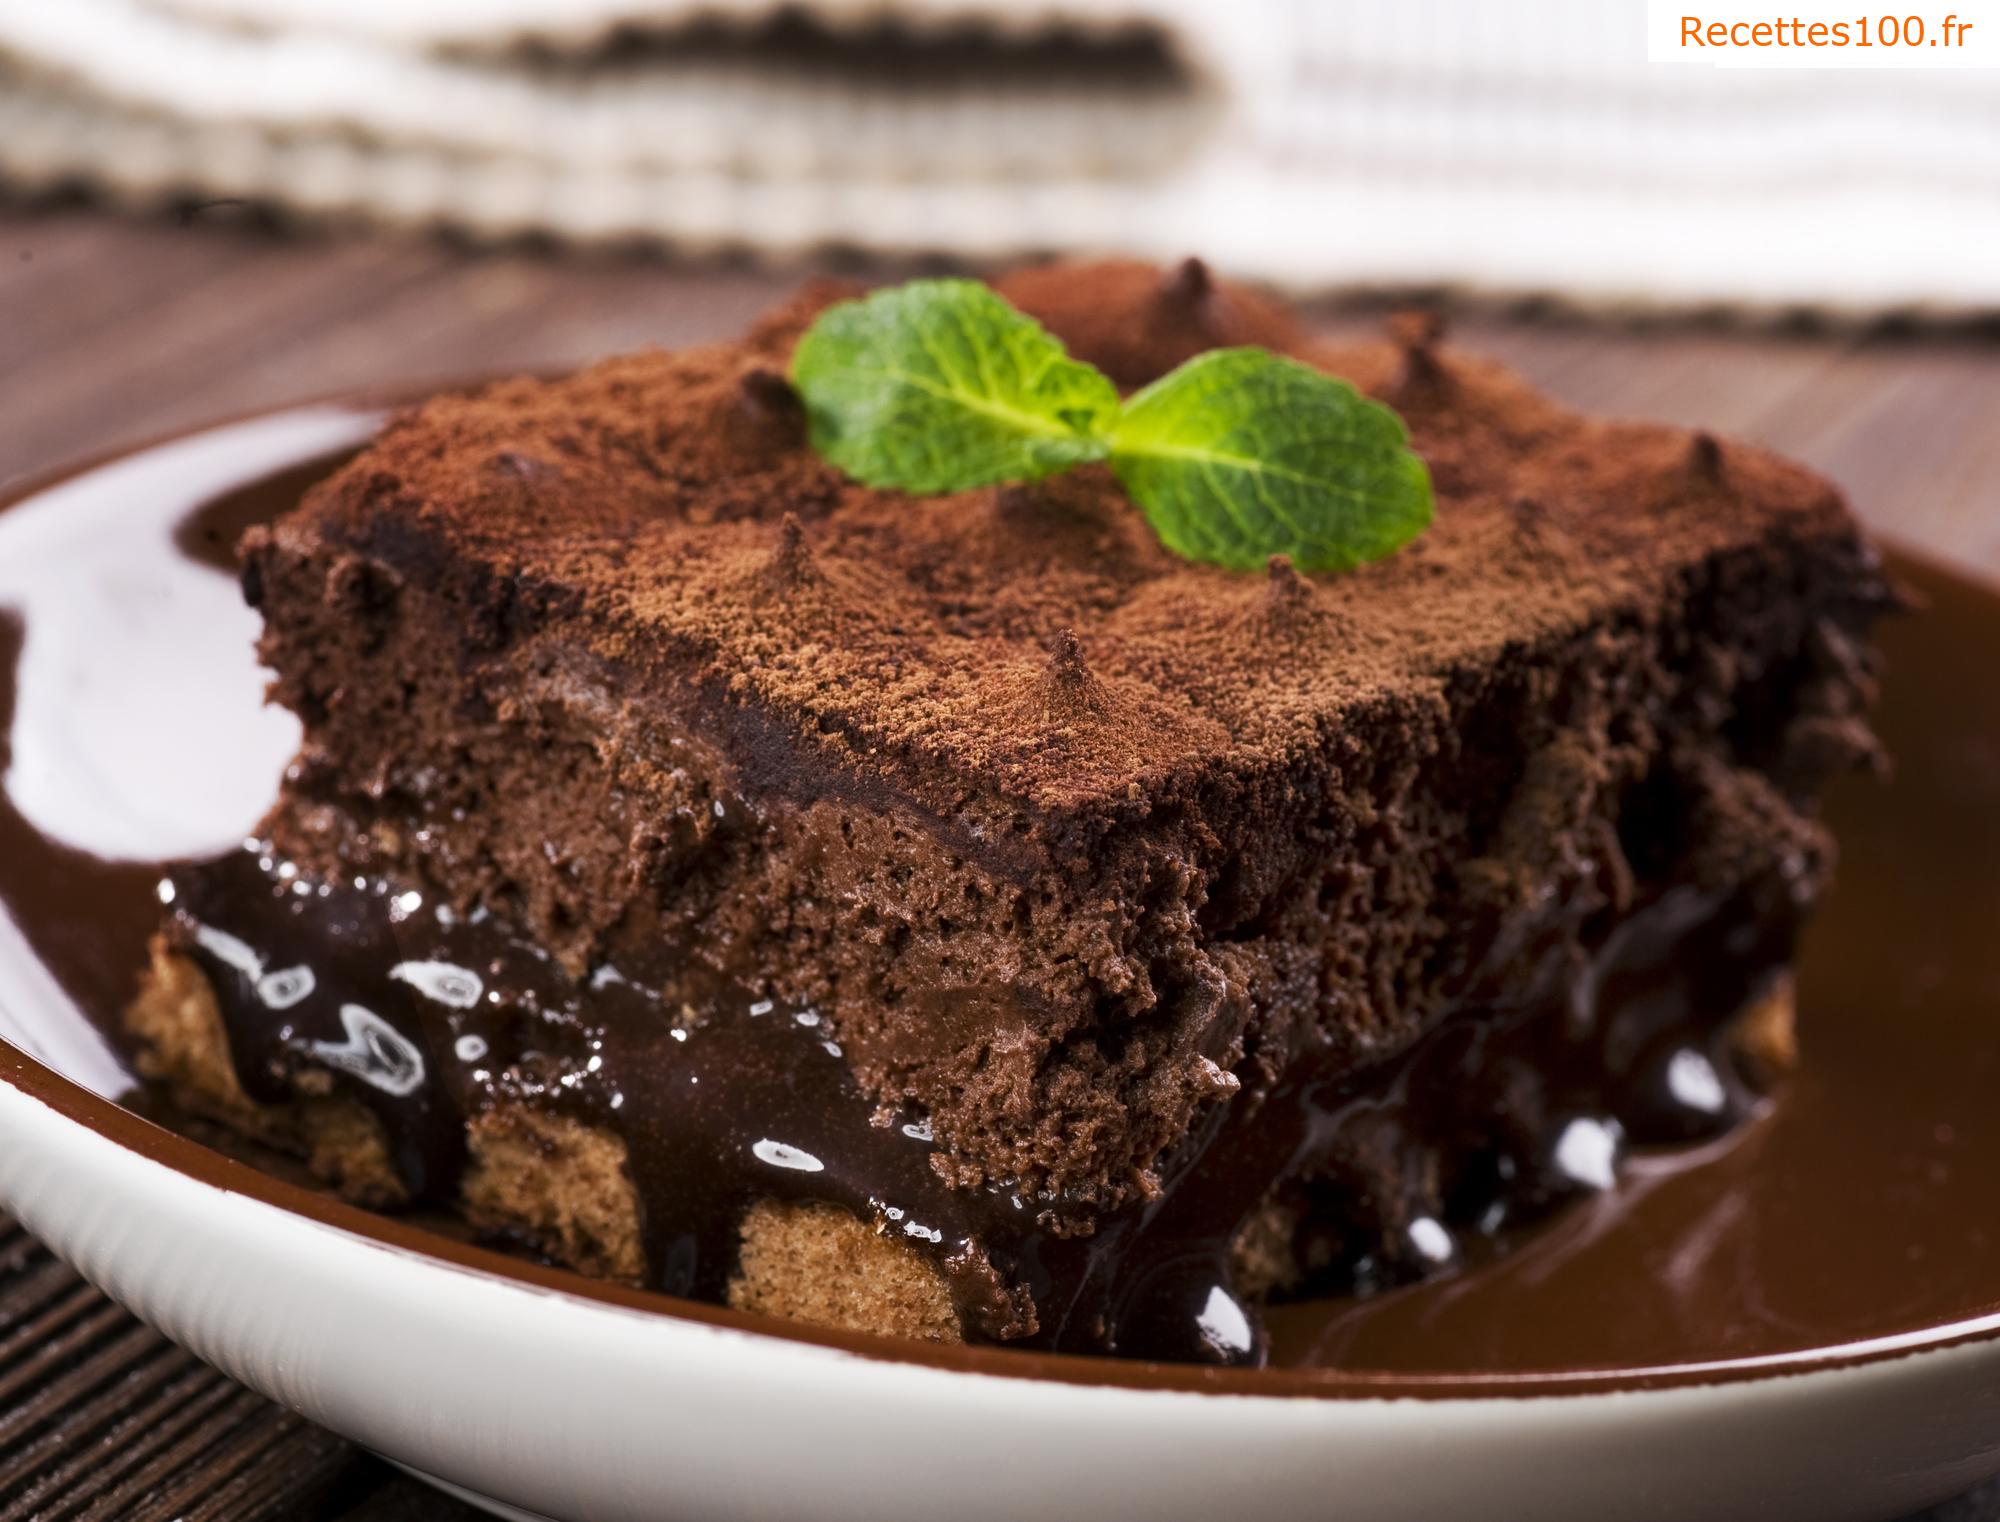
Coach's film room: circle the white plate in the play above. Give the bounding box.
[2,405,1999,1522]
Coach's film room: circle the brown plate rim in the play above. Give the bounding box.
[2,393,1997,1405]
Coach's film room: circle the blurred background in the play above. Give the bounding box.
[5,0,2000,313]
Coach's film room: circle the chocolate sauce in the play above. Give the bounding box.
[3,410,1996,1378]
[162,844,1030,1335]
[173,450,357,576]
[158,833,1774,1364]
[0,613,161,1021]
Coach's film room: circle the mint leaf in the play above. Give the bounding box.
[790,279,1120,493]
[1108,347,1434,573]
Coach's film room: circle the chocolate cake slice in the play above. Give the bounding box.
[127,261,1892,1364]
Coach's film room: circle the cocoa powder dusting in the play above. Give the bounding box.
[274,262,1859,820]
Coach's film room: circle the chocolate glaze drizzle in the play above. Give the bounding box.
[8,420,1996,1379]
[163,845,1033,1337]
[160,836,1776,1365]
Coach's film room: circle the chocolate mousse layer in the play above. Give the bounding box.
[127,260,1892,1362]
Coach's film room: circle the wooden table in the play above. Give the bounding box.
[0,204,1996,1522]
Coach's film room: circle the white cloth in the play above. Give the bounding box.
[3,0,1999,312]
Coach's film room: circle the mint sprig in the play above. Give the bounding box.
[1109,348,1434,573]
[789,280,1119,493]
[789,277,1433,574]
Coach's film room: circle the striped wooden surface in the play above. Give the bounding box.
[0,202,1996,1520]
[0,1214,481,1521]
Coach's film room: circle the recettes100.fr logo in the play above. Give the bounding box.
[1646,0,1996,64]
